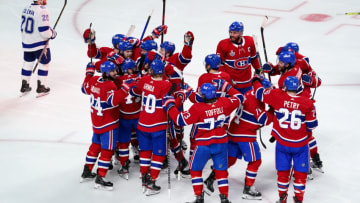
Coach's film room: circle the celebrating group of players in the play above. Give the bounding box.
[79,20,322,203]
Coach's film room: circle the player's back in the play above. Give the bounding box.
[190,97,239,145]
[118,74,141,119]
[228,91,267,142]
[267,89,316,147]
[21,4,49,51]
[136,75,172,132]
[85,76,120,134]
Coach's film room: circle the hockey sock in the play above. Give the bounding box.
[117,142,130,165]
[308,132,318,158]
[85,143,101,171]
[97,149,114,177]
[140,150,152,174]
[130,129,139,147]
[190,170,203,196]
[21,61,34,82]
[189,137,196,160]
[150,154,166,180]
[277,170,291,198]
[214,169,229,197]
[293,170,307,202]
[228,156,237,168]
[174,124,184,140]
[38,63,49,86]
[245,159,262,186]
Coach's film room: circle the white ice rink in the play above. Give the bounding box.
[1,0,360,202]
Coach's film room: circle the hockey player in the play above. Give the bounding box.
[203,78,274,200]
[252,76,318,203]
[80,61,130,191]
[216,21,261,94]
[129,59,180,196]
[115,59,141,180]
[163,83,244,203]
[20,0,57,96]
[263,49,323,173]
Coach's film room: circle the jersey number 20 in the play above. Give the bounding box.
[21,16,34,34]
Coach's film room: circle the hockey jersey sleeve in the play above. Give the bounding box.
[81,75,94,95]
[168,45,192,71]
[168,105,200,127]
[106,88,129,107]
[38,7,53,39]
[252,80,277,107]
[305,104,318,130]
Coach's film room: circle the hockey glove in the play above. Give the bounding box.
[251,74,265,85]
[163,94,176,112]
[262,63,273,73]
[212,79,231,93]
[152,25,168,38]
[50,28,57,40]
[302,74,312,86]
[83,28,96,43]
[125,37,141,48]
[86,62,95,76]
[107,52,125,65]
[184,31,194,46]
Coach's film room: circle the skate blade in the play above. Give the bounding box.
[94,183,113,191]
[119,173,129,180]
[20,92,31,97]
[312,167,324,173]
[80,177,95,183]
[307,174,314,180]
[36,92,49,98]
[145,189,160,196]
[242,194,262,200]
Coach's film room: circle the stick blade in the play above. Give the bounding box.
[126,24,136,37]
[261,16,269,28]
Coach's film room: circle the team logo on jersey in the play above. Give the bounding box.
[230,50,235,57]
[234,57,249,70]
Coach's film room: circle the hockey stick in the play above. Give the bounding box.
[32,0,67,73]
[126,24,136,38]
[166,82,177,199]
[260,16,271,81]
[253,35,267,150]
[140,8,154,41]
[89,23,93,63]
[161,0,166,44]
[336,12,360,15]
[138,9,154,75]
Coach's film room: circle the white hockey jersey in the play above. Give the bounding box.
[21,3,53,52]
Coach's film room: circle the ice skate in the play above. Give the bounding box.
[36,80,50,98]
[20,79,32,97]
[310,153,324,173]
[131,145,140,163]
[80,165,96,183]
[145,176,161,196]
[142,173,150,193]
[186,192,204,203]
[117,160,130,180]
[293,196,302,203]
[203,170,215,195]
[276,193,288,203]
[94,174,113,191]
[219,193,231,203]
[242,185,262,200]
[174,158,191,179]
[307,168,314,180]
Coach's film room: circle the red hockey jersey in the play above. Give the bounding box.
[253,81,318,147]
[228,91,273,142]
[82,75,128,134]
[216,36,261,89]
[130,75,172,132]
[168,97,240,146]
[118,74,141,120]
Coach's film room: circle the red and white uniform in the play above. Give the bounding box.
[81,75,128,134]
[117,74,141,120]
[228,91,273,142]
[130,75,173,132]
[253,81,318,147]
[168,97,240,146]
[216,36,261,89]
